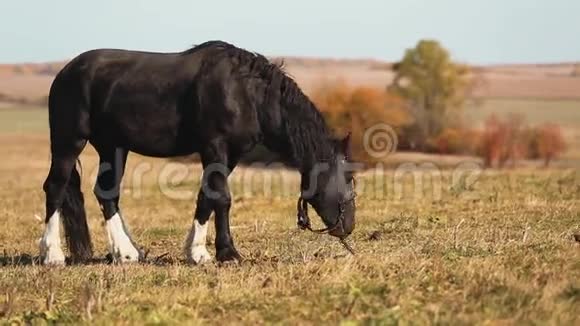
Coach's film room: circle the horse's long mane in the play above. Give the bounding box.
[185,41,335,169]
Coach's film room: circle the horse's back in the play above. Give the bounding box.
[49,43,263,158]
[48,49,201,155]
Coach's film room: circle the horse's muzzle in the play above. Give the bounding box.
[329,200,355,238]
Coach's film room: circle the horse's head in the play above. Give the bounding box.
[300,134,356,239]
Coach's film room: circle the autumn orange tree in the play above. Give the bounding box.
[312,81,412,163]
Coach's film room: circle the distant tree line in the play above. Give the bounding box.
[312,40,566,168]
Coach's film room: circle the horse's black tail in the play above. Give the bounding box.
[61,162,93,262]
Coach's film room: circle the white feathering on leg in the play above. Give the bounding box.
[106,213,140,263]
[185,219,211,264]
[40,210,66,265]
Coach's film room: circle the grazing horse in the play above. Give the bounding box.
[40,41,356,265]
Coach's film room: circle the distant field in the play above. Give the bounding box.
[2,99,580,167]
[1,59,579,106]
[0,107,47,133]
[465,98,580,128]
[3,98,580,130]
[3,98,578,156]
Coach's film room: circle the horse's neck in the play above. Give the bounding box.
[260,101,334,171]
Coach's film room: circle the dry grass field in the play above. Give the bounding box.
[0,109,579,324]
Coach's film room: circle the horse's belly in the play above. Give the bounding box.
[127,144,198,158]
[91,111,199,158]
[123,130,199,158]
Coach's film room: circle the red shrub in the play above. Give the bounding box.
[477,115,567,168]
[536,123,567,167]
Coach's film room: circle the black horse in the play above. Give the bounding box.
[39,41,355,265]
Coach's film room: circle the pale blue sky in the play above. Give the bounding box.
[1,0,578,64]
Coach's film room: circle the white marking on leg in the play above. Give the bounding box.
[184,219,211,264]
[40,210,66,265]
[106,213,140,263]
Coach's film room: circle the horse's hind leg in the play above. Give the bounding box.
[93,147,140,263]
[41,139,90,265]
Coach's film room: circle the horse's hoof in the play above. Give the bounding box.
[188,245,212,265]
[109,248,140,264]
[216,247,242,263]
[40,248,66,266]
[39,241,66,266]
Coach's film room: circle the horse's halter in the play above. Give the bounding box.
[296,196,353,234]
[296,177,356,255]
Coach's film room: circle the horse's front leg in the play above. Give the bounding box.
[184,189,213,264]
[210,172,241,263]
[186,140,241,263]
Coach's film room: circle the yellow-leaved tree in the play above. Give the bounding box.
[391,40,472,147]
